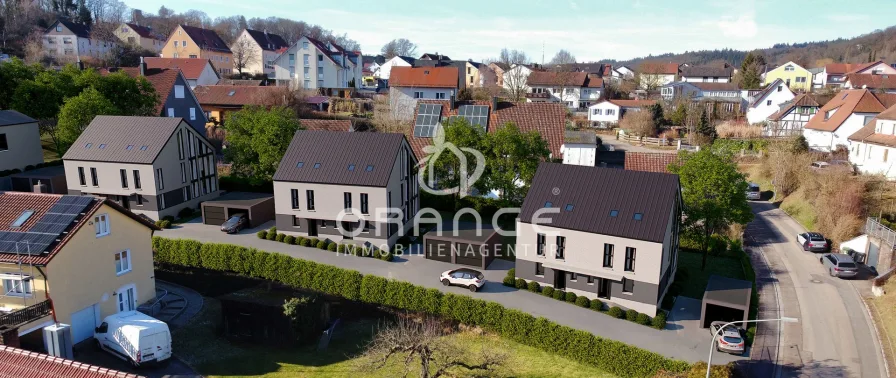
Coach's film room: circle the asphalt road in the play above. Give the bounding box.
[745,202,886,378]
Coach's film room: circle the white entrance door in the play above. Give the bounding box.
[117,286,136,312]
[70,304,97,343]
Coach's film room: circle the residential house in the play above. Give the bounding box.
[660,82,701,101]
[821,61,896,88]
[747,78,796,124]
[62,116,219,220]
[143,57,220,88]
[483,62,509,87]
[514,163,681,317]
[100,64,208,135]
[525,71,602,110]
[502,63,536,94]
[0,345,143,377]
[419,53,450,61]
[803,89,896,151]
[550,63,614,76]
[217,79,264,86]
[454,60,482,89]
[377,56,414,80]
[271,36,362,92]
[843,73,896,93]
[160,25,233,76]
[614,66,635,80]
[272,131,418,249]
[405,99,566,161]
[561,131,598,166]
[0,111,43,172]
[848,104,896,179]
[623,152,679,173]
[662,82,745,116]
[679,64,733,83]
[114,23,165,53]
[0,192,158,345]
[637,62,679,90]
[193,85,285,125]
[764,94,822,137]
[388,66,458,120]
[42,18,118,63]
[761,61,812,91]
[809,67,825,89]
[588,99,656,128]
[231,29,289,77]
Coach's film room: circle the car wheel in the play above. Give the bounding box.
[441,279,450,286]
[819,257,824,264]
[469,285,478,292]
[829,268,835,277]
[93,339,102,351]
[802,243,809,251]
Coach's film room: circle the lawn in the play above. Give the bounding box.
[676,250,746,299]
[869,279,896,372]
[41,133,61,162]
[174,298,616,378]
[779,187,816,231]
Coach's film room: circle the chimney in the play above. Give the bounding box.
[33,181,48,194]
[449,95,456,110]
[139,56,146,76]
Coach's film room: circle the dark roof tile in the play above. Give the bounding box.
[244,29,289,51]
[61,116,184,164]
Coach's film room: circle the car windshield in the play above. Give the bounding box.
[722,336,742,344]
[838,262,856,268]
[748,186,760,192]
[808,234,825,241]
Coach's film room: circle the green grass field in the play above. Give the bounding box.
[676,250,746,299]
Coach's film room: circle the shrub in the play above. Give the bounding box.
[316,240,327,249]
[541,286,554,297]
[552,290,564,300]
[266,228,277,241]
[564,292,577,303]
[380,249,394,261]
[257,230,268,239]
[275,233,286,242]
[337,244,345,253]
[527,280,540,293]
[636,313,651,325]
[162,215,175,222]
[327,242,337,252]
[625,309,638,322]
[608,307,624,318]
[300,238,311,247]
[652,312,667,329]
[283,235,295,245]
[309,238,319,247]
[506,268,515,279]
[502,276,515,287]
[159,220,171,229]
[575,296,590,308]
[177,207,195,219]
[589,299,603,311]
[514,278,527,289]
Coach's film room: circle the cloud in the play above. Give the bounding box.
[570,1,579,10]
[716,12,758,38]
[825,14,870,22]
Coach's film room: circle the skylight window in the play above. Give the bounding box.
[544,201,553,208]
[11,210,34,228]
[228,90,236,96]
[841,92,848,100]
[633,213,643,221]
[366,165,374,171]
[85,143,92,149]
[140,146,148,151]
[348,164,355,171]
[98,144,106,149]
[610,210,619,217]
[313,163,321,168]
[126,145,134,150]
[565,204,574,211]
[296,162,304,168]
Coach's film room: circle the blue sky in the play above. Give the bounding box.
[126,0,894,62]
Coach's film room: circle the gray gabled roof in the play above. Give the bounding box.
[519,162,680,243]
[273,131,412,187]
[62,116,184,164]
[0,110,37,127]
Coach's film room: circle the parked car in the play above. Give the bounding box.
[220,213,249,234]
[746,182,761,200]
[810,161,830,170]
[797,232,829,252]
[820,253,859,278]
[709,321,745,355]
[440,268,485,292]
[94,311,172,367]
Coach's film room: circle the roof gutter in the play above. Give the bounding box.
[33,266,57,323]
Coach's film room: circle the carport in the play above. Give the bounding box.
[423,222,501,269]
[700,275,752,329]
[201,192,275,228]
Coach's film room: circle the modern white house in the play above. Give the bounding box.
[230,29,290,77]
[848,105,896,180]
[746,79,795,124]
[588,99,656,128]
[803,89,896,152]
[502,63,535,94]
[43,18,118,62]
[377,56,414,80]
[525,71,602,110]
[561,131,598,166]
[388,66,458,120]
[637,62,679,90]
[764,94,821,137]
[0,111,44,172]
[272,35,362,91]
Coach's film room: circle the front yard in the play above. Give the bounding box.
[676,250,747,299]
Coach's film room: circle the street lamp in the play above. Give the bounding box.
[706,317,799,378]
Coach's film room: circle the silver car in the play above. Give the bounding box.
[709,321,745,355]
[820,253,858,278]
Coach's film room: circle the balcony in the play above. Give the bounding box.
[0,300,52,329]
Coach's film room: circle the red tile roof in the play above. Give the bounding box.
[300,119,352,131]
[389,67,458,88]
[825,62,883,75]
[97,67,179,116]
[526,71,587,86]
[0,345,143,378]
[844,61,888,75]
[767,93,821,121]
[639,62,680,75]
[845,73,896,90]
[623,152,679,173]
[608,99,656,108]
[193,85,284,107]
[804,89,896,132]
[143,58,216,80]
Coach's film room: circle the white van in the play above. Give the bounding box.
[94,311,172,366]
[746,182,761,200]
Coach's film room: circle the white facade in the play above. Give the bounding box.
[191,63,221,88]
[378,56,412,80]
[502,64,533,93]
[43,21,117,62]
[849,118,896,179]
[230,30,280,77]
[747,82,795,124]
[681,76,730,83]
[272,36,362,90]
[528,86,600,110]
[588,101,623,125]
[804,112,879,152]
[638,73,676,89]
[613,66,634,80]
[389,87,455,120]
[561,143,597,166]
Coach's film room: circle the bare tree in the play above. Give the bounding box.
[498,48,529,66]
[231,36,258,75]
[381,38,417,59]
[496,48,532,102]
[549,49,576,65]
[551,69,578,105]
[619,110,657,137]
[359,317,506,378]
[374,94,412,134]
[636,61,671,91]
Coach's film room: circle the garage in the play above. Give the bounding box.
[700,275,752,328]
[70,303,98,343]
[200,192,275,228]
[423,222,500,269]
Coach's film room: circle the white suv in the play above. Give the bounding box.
[440,268,485,292]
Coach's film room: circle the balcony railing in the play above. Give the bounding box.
[0,300,52,329]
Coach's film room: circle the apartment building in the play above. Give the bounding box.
[42,18,118,62]
[161,25,233,76]
[848,104,896,179]
[230,29,289,77]
[389,66,459,120]
[114,22,165,53]
[525,71,603,110]
[272,36,362,91]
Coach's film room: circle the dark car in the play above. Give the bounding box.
[220,213,248,234]
[797,232,828,252]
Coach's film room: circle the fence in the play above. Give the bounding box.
[619,134,676,147]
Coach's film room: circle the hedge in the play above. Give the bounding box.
[153,237,690,377]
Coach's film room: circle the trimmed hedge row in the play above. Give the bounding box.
[153,237,690,377]
[501,269,667,330]
[257,227,394,262]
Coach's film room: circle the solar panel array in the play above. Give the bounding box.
[0,195,94,255]
[449,105,490,130]
[414,104,442,138]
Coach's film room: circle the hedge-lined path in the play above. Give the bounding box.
[161,219,744,365]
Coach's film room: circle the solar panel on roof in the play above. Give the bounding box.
[450,105,489,130]
[414,104,442,138]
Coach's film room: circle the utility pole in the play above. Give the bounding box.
[542,41,544,66]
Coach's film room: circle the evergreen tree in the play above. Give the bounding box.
[696,109,716,141]
[76,0,92,26]
[737,52,766,90]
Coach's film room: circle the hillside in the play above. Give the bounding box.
[601,25,896,69]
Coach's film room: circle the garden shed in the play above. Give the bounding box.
[423,222,501,269]
[201,191,274,228]
[700,275,752,328]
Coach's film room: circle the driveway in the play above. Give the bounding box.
[744,202,886,378]
[160,219,743,364]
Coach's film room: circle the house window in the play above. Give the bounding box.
[622,278,634,293]
[156,168,164,190]
[175,85,185,98]
[115,250,131,275]
[306,190,315,210]
[435,92,446,99]
[317,66,323,79]
[0,134,7,151]
[303,54,309,65]
[120,169,128,188]
[318,54,323,62]
[180,163,187,183]
[95,214,110,237]
[777,85,783,92]
[624,247,636,272]
[167,108,175,117]
[344,192,352,212]
[117,286,136,312]
[766,100,772,106]
[603,243,614,268]
[90,167,99,186]
[785,65,794,71]
[174,41,178,47]
[593,109,602,115]
[607,109,616,116]
[304,67,310,79]
[190,108,196,120]
[587,275,594,284]
[182,40,187,47]
[360,193,369,214]
[414,91,423,99]
[536,233,545,256]
[133,170,141,189]
[78,167,86,186]
[2,276,32,297]
[535,262,544,276]
[570,272,577,281]
[291,189,299,209]
[302,41,309,49]
[55,25,62,32]
[555,236,565,259]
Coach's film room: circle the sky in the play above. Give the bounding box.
[124,0,895,62]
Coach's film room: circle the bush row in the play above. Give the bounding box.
[153,237,690,377]
[502,269,667,330]
[257,227,394,261]
[0,160,64,178]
